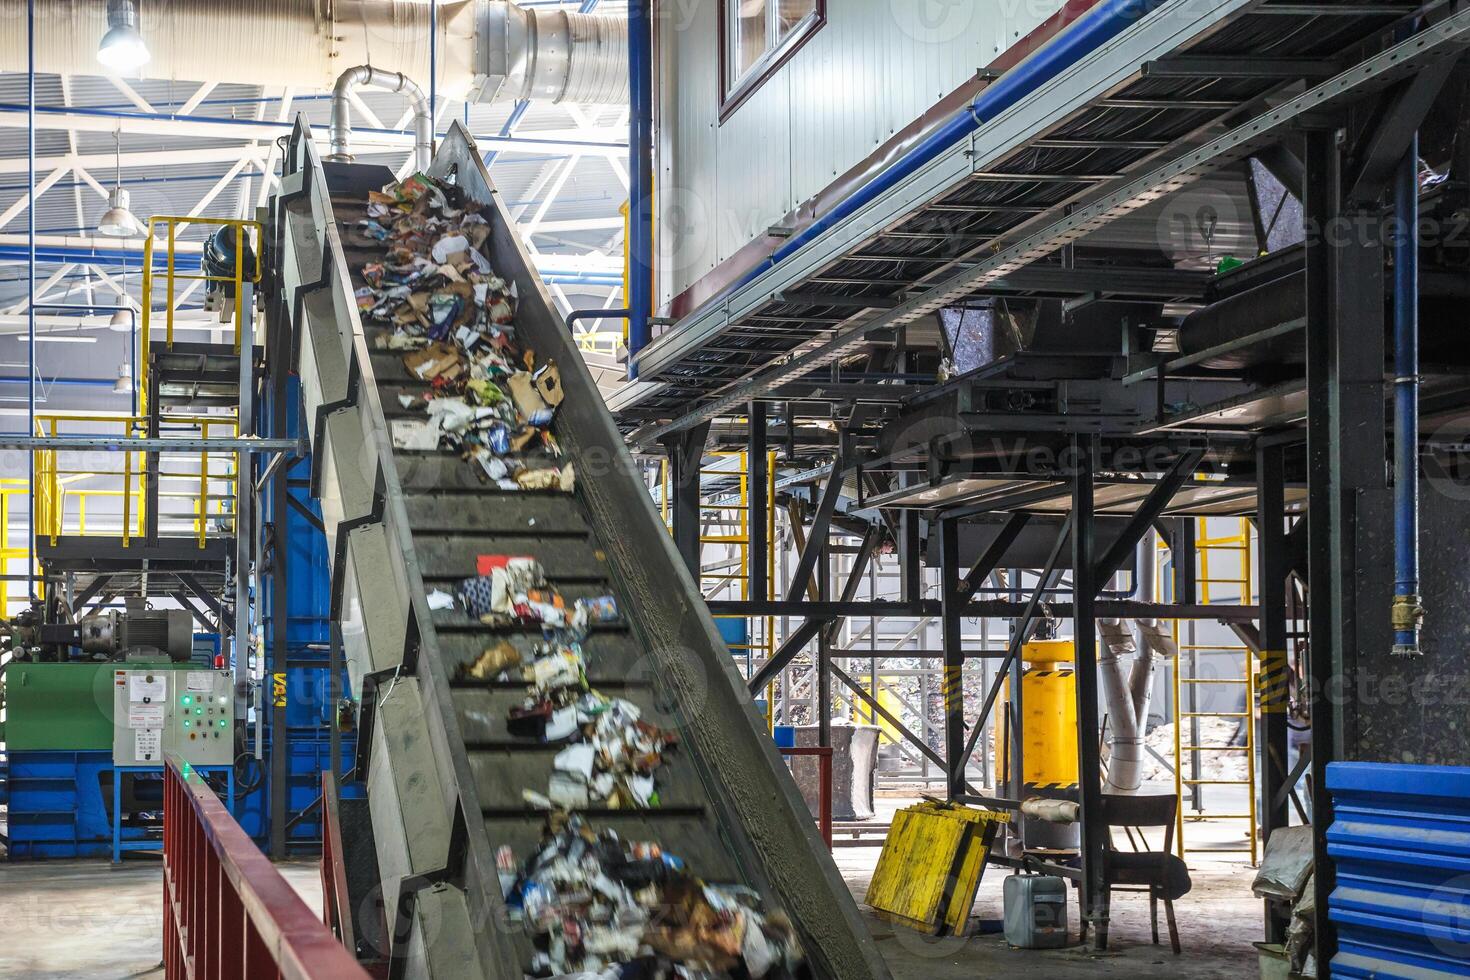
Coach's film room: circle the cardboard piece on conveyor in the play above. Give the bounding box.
[403,341,466,382]
[507,367,561,417]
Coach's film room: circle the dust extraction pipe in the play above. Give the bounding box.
[0,1,627,105]
[328,66,433,171]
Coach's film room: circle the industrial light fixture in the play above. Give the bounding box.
[97,129,142,238]
[98,187,143,237]
[96,0,150,73]
[108,308,133,331]
[114,361,133,393]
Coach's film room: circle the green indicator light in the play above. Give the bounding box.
[218,720,227,728]
[195,707,203,715]
[181,695,193,706]
[183,720,191,728]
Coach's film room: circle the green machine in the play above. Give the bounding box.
[1,605,206,859]
[1,661,195,750]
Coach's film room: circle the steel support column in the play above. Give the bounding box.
[1256,440,1292,944]
[1304,120,1390,967]
[1072,436,1108,948]
[816,533,832,748]
[748,401,768,603]
[665,421,709,579]
[939,517,965,799]
[899,510,923,603]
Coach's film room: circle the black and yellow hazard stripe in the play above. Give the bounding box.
[1258,649,1290,713]
[942,664,963,714]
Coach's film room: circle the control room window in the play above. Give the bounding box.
[720,0,825,120]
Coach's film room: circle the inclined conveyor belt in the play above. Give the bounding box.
[270,116,891,980]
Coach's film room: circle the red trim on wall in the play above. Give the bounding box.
[660,0,1107,324]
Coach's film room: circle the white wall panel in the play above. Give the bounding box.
[657,0,1068,306]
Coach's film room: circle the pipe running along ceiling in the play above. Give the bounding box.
[0,0,628,105]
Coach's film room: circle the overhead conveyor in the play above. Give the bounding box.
[268,116,891,979]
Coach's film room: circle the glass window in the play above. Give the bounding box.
[722,0,824,118]
[730,0,769,80]
[776,0,817,37]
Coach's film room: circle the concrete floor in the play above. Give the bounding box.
[0,822,1260,979]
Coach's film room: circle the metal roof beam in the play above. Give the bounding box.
[0,106,628,158]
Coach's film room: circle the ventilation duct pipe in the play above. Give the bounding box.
[1098,536,1168,794]
[328,67,433,171]
[0,1,627,105]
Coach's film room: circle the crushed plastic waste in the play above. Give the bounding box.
[358,172,573,491]
[505,814,805,979]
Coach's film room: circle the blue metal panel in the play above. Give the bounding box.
[1327,762,1470,977]
[249,373,355,851]
[5,751,160,860]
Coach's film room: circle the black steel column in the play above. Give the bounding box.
[667,422,709,580]
[1303,124,1341,968]
[1072,437,1108,948]
[816,532,832,748]
[938,517,965,800]
[1256,441,1292,943]
[899,510,923,603]
[1169,516,1197,605]
[748,402,768,603]
[1304,119,1389,967]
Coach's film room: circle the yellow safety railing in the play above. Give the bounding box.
[139,215,262,417]
[0,478,36,615]
[29,413,239,551]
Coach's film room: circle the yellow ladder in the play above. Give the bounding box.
[1170,517,1260,865]
[658,450,778,729]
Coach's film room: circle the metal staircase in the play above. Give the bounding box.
[272,117,888,979]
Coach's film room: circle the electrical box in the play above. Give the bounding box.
[112,668,234,767]
[1003,874,1069,949]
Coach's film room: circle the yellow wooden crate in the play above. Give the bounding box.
[865,800,1009,935]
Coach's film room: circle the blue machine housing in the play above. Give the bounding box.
[237,374,356,851]
[1327,761,1470,977]
[5,751,161,859]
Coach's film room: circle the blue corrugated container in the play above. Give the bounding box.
[1327,762,1470,977]
[242,374,354,851]
[6,751,160,859]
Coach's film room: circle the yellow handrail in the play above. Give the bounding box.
[139,215,261,417]
[29,412,240,551]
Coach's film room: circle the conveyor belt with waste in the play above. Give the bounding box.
[270,117,891,980]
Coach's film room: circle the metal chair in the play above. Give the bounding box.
[1083,793,1192,953]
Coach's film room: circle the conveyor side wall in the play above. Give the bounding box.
[274,116,890,980]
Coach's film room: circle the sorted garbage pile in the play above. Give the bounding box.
[357,172,573,491]
[356,174,805,979]
[502,815,806,979]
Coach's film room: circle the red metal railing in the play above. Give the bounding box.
[779,745,833,849]
[163,758,371,979]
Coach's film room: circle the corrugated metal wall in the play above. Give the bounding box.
[1327,762,1470,977]
[655,0,1068,306]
